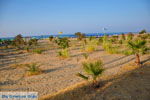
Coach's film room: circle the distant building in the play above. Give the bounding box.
[24,36,32,42]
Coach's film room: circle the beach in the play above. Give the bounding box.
[0,38,150,98]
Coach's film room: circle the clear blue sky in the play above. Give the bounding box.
[0,0,150,37]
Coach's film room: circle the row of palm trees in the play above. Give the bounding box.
[52,32,149,66]
[76,32,149,88]
[0,34,39,53]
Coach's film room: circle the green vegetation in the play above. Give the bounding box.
[82,53,89,59]
[98,37,103,44]
[84,39,99,52]
[2,40,14,48]
[137,33,150,40]
[102,36,119,54]
[100,31,150,66]
[32,49,43,54]
[55,37,70,49]
[127,39,149,66]
[13,34,25,49]
[121,33,126,40]
[28,38,38,46]
[58,49,70,58]
[77,59,104,87]
[122,50,133,56]
[111,35,119,43]
[0,39,2,44]
[49,35,54,41]
[126,32,134,41]
[26,63,42,76]
[75,32,86,41]
[103,42,119,54]
[89,36,96,41]
[55,37,70,58]
[24,38,38,52]
[139,29,146,34]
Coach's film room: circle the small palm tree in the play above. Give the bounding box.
[139,29,146,34]
[13,34,25,49]
[127,39,148,66]
[55,37,70,49]
[26,63,42,76]
[75,32,86,41]
[77,59,104,87]
[58,48,69,58]
[49,35,54,41]
[82,53,89,59]
[126,32,134,41]
[28,38,38,46]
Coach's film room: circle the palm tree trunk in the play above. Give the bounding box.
[93,80,97,87]
[135,53,140,66]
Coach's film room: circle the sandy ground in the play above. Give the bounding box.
[94,63,150,100]
[0,39,150,98]
[43,62,150,100]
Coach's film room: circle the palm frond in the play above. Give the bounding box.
[82,60,104,77]
[76,73,88,80]
[127,40,147,54]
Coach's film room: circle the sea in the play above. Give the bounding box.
[0,32,131,40]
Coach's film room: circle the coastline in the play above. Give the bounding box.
[0,32,133,40]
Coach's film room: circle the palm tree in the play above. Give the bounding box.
[77,59,104,88]
[26,63,42,76]
[139,29,146,34]
[49,35,54,41]
[13,34,25,49]
[127,39,148,66]
[75,32,85,41]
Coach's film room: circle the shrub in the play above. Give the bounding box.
[2,40,14,48]
[13,34,25,49]
[98,37,103,44]
[82,53,89,59]
[32,49,43,54]
[85,45,96,52]
[83,38,87,45]
[120,33,126,40]
[112,35,119,39]
[102,41,119,54]
[85,39,99,52]
[137,34,149,40]
[127,39,148,65]
[77,59,104,88]
[122,50,133,55]
[28,38,38,46]
[25,63,42,76]
[89,36,96,41]
[0,39,2,44]
[109,38,117,43]
[139,29,146,34]
[75,32,86,40]
[49,35,54,41]
[126,32,134,41]
[118,40,123,44]
[55,37,70,49]
[58,49,69,58]
[24,46,30,52]
[102,35,108,43]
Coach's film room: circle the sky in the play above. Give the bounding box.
[0,0,150,37]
